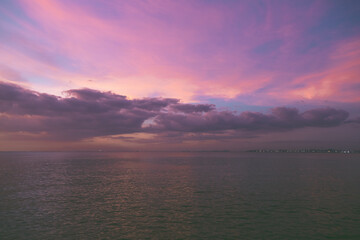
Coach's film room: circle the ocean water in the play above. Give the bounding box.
[0,152,359,239]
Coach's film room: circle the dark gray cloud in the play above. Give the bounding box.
[148,107,349,133]
[0,82,172,139]
[344,116,360,124]
[133,98,179,111]
[170,103,215,113]
[0,81,351,141]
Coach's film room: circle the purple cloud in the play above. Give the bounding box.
[0,81,350,141]
[170,103,215,113]
[149,107,348,133]
[344,117,360,124]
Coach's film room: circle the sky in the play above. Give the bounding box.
[0,0,359,151]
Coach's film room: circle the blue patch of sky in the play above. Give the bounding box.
[253,83,278,94]
[194,95,272,113]
[306,0,360,41]
[251,39,283,55]
[0,0,43,32]
[1,33,80,74]
[0,2,81,74]
[341,82,360,92]
[295,41,319,55]
[292,83,307,89]
[26,75,58,88]
[61,0,126,21]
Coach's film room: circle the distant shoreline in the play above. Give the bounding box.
[0,150,359,154]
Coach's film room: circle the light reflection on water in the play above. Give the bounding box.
[0,152,359,239]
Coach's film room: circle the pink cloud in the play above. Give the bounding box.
[0,0,358,106]
[279,37,360,102]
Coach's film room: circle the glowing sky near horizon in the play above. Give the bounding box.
[0,0,359,150]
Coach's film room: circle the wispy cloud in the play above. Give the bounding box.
[0,0,359,103]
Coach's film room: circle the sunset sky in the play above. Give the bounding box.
[0,0,359,151]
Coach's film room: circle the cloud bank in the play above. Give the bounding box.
[0,81,350,141]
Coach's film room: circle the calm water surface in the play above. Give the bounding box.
[0,152,359,239]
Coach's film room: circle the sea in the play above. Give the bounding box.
[0,151,359,239]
